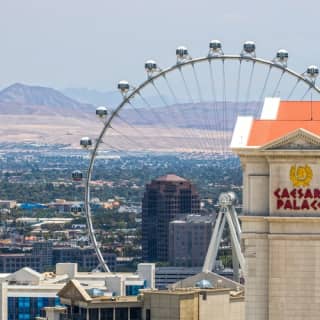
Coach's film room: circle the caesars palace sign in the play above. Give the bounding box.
[274,165,320,211]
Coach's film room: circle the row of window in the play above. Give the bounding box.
[8,297,60,320]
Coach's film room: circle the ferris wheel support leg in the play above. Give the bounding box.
[203,211,226,273]
[213,214,227,271]
[230,206,242,240]
[203,210,223,273]
[231,236,240,282]
[225,210,245,273]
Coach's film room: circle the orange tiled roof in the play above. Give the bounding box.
[247,121,320,146]
[247,101,320,146]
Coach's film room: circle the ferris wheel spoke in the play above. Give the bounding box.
[257,66,272,117]
[272,70,285,97]
[149,83,193,151]
[127,100,152,125]
[99,140,125,152]
[190,63,216,153]
[162,74,179,105]
[113,114,160,151]
[136,90,185,148]
[259,66,272,101]
[222,59,228,154]
[109,125,150,151]
[235,60,242,103]
[179,68,194,103]
[208,60,217,101]
[208,60,223,153]
[126,99,178,149]
[150,80,204,153]
[245,62,256,102]
[155,74,209,153]
[191,63,204,102]
[287,79,301,100]
[194,62,216,154]
[151,81,169,106]
[300,86,312,101]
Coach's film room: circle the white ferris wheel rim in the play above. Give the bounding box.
[83,53,320,273]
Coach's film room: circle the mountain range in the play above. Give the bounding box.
[0,83,262,150]
[0,83,95,118]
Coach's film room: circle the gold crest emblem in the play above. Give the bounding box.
[290,164,313,187]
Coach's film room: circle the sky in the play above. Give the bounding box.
[0,0,319,91]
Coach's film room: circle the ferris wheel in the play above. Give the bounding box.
[75,40,320,272]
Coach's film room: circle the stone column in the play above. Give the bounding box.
[0,282,8,320]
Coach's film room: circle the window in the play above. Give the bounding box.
[146,309,151,320]
[101,308,113,320]
[115,308,128,320]
[130,308,142,320]
[89,309,99,319]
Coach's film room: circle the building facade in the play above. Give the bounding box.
[169,214,214,267]
[52,247,116,272]
[142,174,200,262]
[0,262,155,320]
[0,243,117,273]
[231,98,320,320]
[55,273,244,320]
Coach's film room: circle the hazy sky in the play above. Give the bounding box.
[0,0,319,91]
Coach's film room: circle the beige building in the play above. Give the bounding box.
[0,262,155,320]
[231,98,320,320]
[53,272,244,320]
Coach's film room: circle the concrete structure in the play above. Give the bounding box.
[0,262,155,320]
[53,271,244,320]
[155,267,201,289]
[137,263,155,289]
[231,98,320,320]
[142,174,200,262]
[169,214,214,267]
[155,265,228,289]
[0,200,17,209]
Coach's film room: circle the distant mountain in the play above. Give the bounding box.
[62,87,170,110]
[62,88,122,108]
[116,102,262,131]
[0,83,95,117]
[0,82,264,149]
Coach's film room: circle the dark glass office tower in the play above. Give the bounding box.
[142,174,200,262]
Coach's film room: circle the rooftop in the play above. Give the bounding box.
[171,214,215,224]
[154,174,187,182]
[231,98,320,148]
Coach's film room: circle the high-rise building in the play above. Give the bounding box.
[142,174,200,262]
[32,241,53,269]
[169,214,214,267]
